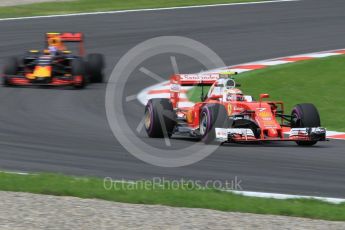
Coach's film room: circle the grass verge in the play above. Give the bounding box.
[0,0,267,19]
[1,172,345,221]
[187,55,345,132]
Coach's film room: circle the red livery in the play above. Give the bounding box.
[144,72,326,146]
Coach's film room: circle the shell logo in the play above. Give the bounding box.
[259,111,271,118]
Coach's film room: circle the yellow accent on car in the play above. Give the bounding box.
[26,73,35,80]
[33,66,51,78]
[259,111,271,118]
[219,71,237,78]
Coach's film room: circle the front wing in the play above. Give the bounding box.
[4,75,83,86]
[215,127,326,143]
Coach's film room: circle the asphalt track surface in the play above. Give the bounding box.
[0,0,345,198]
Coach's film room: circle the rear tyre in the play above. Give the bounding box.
[87,53,104,83]
[72,59,87,89]
[291,103,321,146]
[2,57,19,86]
[144,98,176,138]
[199,104,228,144]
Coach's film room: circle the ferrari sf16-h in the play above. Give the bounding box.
[2,32,104,89]
[144,73,326,146]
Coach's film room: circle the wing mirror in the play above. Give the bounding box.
[260,94,270,100]
[259,94,270,106]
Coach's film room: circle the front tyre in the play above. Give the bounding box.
[2,57,19,86]
[200,104,228,144]
[291,103,321,146]
[72,59,87,89]
[87,53,104,83]
[144,98,176,138]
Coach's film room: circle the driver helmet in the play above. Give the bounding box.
[226,88,245,101]
[225,78,236,89]
[48,46,58,56]
[48,36,65,51]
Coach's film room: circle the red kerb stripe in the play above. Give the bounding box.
[230,64,267,70]
[280,57,313,62]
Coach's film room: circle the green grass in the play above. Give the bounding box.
[0,0,267,18]
[187,55,345,132]
[1,172,345,221]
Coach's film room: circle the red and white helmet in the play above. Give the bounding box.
[226,88,244,101]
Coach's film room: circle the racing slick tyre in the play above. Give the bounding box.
[72,59,87,89]
[87,53,104,83]
[144,98,176,138]
[200,104,228,144]
[2,57,19,86]
[291,103,321,146]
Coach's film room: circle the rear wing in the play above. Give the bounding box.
[45,32,83,42]
[170,72,236,108]
[170,73,220,87]
[45,32,85,55]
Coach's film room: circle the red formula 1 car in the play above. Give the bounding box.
[2,32,104,89]
[144,73,326,146]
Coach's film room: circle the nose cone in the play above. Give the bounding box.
[33,66,52,78]
[267,128,278,138]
